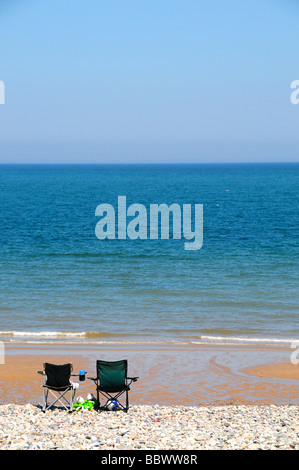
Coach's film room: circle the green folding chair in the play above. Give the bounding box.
[88,360,138,412]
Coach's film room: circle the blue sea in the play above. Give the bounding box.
[0,163,298,346]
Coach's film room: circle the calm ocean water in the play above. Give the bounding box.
[0,163,298,346]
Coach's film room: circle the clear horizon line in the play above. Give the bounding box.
[0,161,298,165]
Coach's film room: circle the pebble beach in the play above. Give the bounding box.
[0,403,298,450]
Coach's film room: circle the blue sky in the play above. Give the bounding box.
[0,0,298,163]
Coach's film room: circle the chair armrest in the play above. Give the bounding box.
[36,371,45,375]
[87,377,98,382]
[127,376,139,383]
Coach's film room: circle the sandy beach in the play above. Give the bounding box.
[1,341,299,406]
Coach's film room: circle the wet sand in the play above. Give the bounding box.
[0,342,298,406]
[243,362,299,381]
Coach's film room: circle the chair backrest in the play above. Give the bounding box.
[96,360,127,390]
[44,363,72,388]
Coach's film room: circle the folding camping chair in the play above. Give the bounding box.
[37,363,77,412]
[88,360,138,412]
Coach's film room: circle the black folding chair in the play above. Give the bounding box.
[37,363,77,412]
[88,360,138,412]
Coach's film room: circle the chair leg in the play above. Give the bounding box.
[95,390,129,412]
[71,387,76,412]
[96,388,100,411]
[42,387,75,412]
[42,388,48,412]
[69,388,74,413]
[42,388,45,412]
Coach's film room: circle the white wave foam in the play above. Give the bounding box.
[200,335,296,345]
[0,331,86,338]
[0,331,297,347]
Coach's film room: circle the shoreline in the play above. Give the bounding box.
[0,342,298,407]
